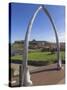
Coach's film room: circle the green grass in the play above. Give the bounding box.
[11,55,23,60]
[11,51,65,62]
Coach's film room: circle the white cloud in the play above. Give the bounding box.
[58,32,65,42]
[47,31,65,43]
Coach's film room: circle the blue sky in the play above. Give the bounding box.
[10,3,65,43]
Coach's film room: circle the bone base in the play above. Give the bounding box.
[22,66,32,86]
[57,59,62,70]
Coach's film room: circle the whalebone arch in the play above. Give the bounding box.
[21,5,62,86]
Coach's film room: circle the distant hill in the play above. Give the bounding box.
[10,40,65,56]
[11,40,65,50]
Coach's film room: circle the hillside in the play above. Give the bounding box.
[11,40,65,50]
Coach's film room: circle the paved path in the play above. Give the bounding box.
[58,79,65,84]
[31,69,65,86]
[11,63,65,86]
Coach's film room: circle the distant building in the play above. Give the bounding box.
[12,40,65,52]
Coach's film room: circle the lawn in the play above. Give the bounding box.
[11,51,65,63]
